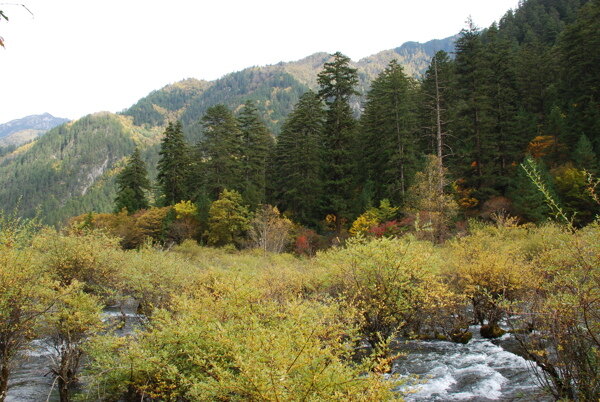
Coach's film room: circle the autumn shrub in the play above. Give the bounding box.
[134,206,172,244]
[552,162,599,225]
[72,206,204,249]
[40,281,105,402]
[249,204,294,253]
[445,221,538,334]
[0,213,52,401]
[349,199,399,237]
[406,155,458,243]
[117,245,205,316]
[368,220,405,238]
[205,189,251,248]
[172,240,321,303]
[70,211,145,249]
[293,227,324,256]
[84,284,395,401]
[166,201,201,244]
[32,229,123,299]
[316,237,456,347]
[509,223,600,400]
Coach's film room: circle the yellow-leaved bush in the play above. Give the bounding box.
[316,236,461,346]
[84,279,396,401]
[445,221,539,328]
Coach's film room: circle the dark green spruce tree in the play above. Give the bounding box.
[360,60,419,206]
[271,90,325,226]
[196,104,244,200]
[238,100,274,207]
[453,19,495,199]
[157,121,190,206]
[482,24,522,193]
[317,52,359,230]
[114,147,150,213]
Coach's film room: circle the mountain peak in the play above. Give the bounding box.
[0,113,70,147]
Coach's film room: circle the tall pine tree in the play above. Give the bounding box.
[157,121,190,206]
[237,100,274,207]
[271,91,325,226]
[420,50,455,162]
[114,148,150,213]
[482,24,522,193]
[317,52,359,230]
[558,0,600,154]
[360,60,419,206]
[453,19,495,200]
[196,105,244,200]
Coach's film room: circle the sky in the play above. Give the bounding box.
[0,0,519,124]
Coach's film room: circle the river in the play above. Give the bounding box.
[8,321,548,401]
[393,327,550,401]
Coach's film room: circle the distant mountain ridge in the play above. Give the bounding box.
[0,113,70,147]
[123,35,457,136]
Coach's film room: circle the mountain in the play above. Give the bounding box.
[124,35,457,136]
[0,35,460,226]
[0,113,70,147]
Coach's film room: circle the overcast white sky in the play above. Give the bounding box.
[0,0,518,124]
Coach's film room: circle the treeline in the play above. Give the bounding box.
[106,0,600,248]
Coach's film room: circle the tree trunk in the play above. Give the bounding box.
[0,363,9,402]
[394,93,406,199]
[58,375,69,402]
[433,57,445,195]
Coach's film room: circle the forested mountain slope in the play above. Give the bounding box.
[0,113,162,224]
[2,0,598,227]
[123,36,456,136]
[0,36,455,225]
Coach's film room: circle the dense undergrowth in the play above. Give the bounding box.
[0,211,598,401]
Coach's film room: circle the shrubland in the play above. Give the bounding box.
[0,208,598,400]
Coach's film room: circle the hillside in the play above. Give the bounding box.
[1,0,596,228]
[0,113,162,224]
[123,35,456,136]
[0,36,455,225]
[0,113,70,147]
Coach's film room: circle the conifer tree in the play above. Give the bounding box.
[483,24,522,193]
[114,148,150,213]
[197,105,244,200]
[317,52,359,230]
[453,19,494,199]
[271,91,325,226]
[238,100,274,207]
[573,134,598,173]
[157,121,190,206]
[360,60,419,206]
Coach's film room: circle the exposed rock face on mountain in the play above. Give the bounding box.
[0,113,70,147]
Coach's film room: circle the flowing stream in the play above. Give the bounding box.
[8,319,548,401]
[392,327,550,401]
[6,303,142,402]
